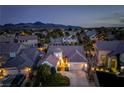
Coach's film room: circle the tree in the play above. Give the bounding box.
[51,67,56,75]
[47,73,70,86]
[25,81,32,87]
[33,64,70,87]
[65,32,70,36]
[37,64,51,85]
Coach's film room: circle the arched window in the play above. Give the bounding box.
[101,55,108,66]
[111,58,117,68]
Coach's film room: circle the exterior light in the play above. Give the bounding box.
[24,67,32,73]
[105,70,109,72]
[96,68,99,71]
[91,67,95,71]
[121,66,124,70]
[37,48,44,51]
[100,68,104,71]
[68,63,70,67]
[84,64,88,68]
[0,69,8,79]
[80,64,83,68]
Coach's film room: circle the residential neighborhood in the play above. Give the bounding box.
[0,5,124,87]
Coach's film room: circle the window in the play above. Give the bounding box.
[101,55,108,66]
[111,58,117,68]
[10,52,16,57]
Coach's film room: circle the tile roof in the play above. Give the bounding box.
[0,43,20,54]
[47,45,84,58]
[108,43,124,56]
[0,35,14,43]
[20,48,37,61]
[45,54,59,66]
[2,48,43,68]
[2,56,25,68]
[69,50,87,62]
[96,40,124,56]
[46,45,87,63]
[18,35,37,41]
[96,40,122,51]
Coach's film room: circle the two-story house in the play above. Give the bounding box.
[16,35,38,48]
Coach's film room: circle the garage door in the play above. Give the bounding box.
[69,63,83,71]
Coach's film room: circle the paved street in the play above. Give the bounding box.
[60,71,91,87]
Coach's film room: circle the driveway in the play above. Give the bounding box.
[60,71,90,87]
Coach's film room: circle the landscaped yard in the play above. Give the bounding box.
[31,64,70,87]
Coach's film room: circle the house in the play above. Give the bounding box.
[41,45,88,71]
[50,37,63,46]
[16,35,38,48]
[62,35,78,44]
[106,32,115,41]
[0,46,45,76]
[108,43,124,72]
[0,35,15,43]
[85,29,97,41]
[95,40,124,72]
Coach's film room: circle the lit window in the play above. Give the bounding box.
[101,55,107,65]
[111,58,117,68]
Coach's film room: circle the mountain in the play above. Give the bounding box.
[1,21,81,29]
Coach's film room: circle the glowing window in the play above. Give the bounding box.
[111,58,117,68]
[101,55,107,65]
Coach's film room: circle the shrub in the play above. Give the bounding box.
[25,81,32,87]
[47,73,70,86]
[51,67,56,75]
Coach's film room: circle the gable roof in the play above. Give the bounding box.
[18,35,37,41]
[1,48,43,68]
[96,41,123,51]
[2,56,25,68]
[46,45,87,63]
[20,48,37,61]
[44,54,59,66]
[108,43,124,57]
[69,50,87,62]
[47,45,84,58]
[0,35,14,43]
[0,43,20,54]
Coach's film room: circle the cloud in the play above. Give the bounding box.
[97,12,124,24]
[82,12,124,27]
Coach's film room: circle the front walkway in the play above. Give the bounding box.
[60,70,93,87]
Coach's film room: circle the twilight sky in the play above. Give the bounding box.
[0,5,124,27]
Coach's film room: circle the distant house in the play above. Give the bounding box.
[85,29,97,41]
[106,32,115,41]
[62,35,78,44]
[0,35,15,43]
[95,40,124,72]
[41,45,88,71]
[50,37,63,46]
[17,35,38,48]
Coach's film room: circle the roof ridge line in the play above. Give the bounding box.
[75,49,88,61]
[69,50,77,60]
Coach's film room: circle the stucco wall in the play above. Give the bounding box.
[120,53,124,63]
[97,50,110,65]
